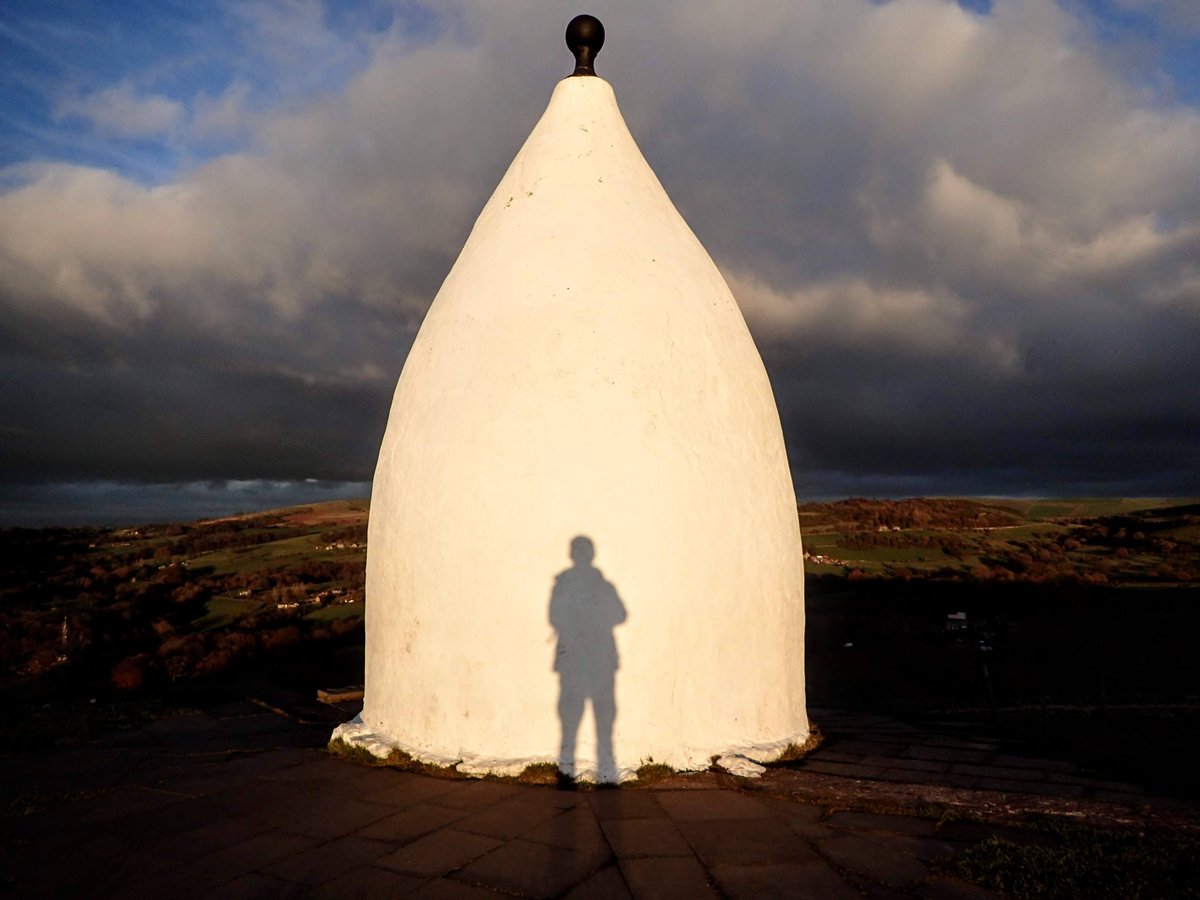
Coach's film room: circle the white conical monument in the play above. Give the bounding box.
[334,15,807,782]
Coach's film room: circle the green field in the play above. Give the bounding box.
[188,535,361,576]
[307,600,366,622]
[192,595,268,631]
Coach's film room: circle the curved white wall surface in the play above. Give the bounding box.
[335,76,807,781]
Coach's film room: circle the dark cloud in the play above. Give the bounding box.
[1,1,1199,524]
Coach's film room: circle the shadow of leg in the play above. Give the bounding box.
[594,679,617,783]
[558,679,583,788]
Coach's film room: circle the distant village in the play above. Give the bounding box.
[803,550,852,567]
[1,506,369,689]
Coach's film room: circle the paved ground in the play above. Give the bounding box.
[2,692,1194,899]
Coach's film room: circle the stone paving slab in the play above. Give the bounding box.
[182,828,319,882]
[713,860,861,900]
[521,804,607,852]
[864,755,953,773]
[415,877,515,898]
[562,864,634,899]
[830,739,909,757]
[374,828,502,878]
[306,863,426,899]
[765,798,838,841]
[261,833,395,883]
[818,832,931,888]
[600,816,693,857]
[804,759,891,779]
[788,708,1180,810]
[203,871,303,900]
[587,789,667,820]
[360,771,470,808]
[655,789,772,820]
[357,801,471,844]
[431,780,523,811]
[455,835,611,898]
[3,697,1196,899]
[283,795,399,841]
[916,876,1005,899]
[454,790,582,840]
[108,869,224,900]
[903,746,993,764]
[619,855,717,898]
[678,816,816,867]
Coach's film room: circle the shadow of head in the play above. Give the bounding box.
[570,535,594,566]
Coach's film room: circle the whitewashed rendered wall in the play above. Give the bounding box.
[342,76,807,779]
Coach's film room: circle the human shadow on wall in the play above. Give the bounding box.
[549,535,627,785]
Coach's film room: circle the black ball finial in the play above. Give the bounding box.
[566,14,605,76]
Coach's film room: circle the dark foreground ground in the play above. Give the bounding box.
[3,680,1197,900]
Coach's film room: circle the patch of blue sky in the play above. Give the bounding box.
[863,2,1197,104]
[0,0,447,186]
[1061,0,1200,103]
[2,2,225,181]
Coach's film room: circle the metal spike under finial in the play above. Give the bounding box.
[566,14,605,76]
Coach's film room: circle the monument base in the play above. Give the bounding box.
[331,715,809,783]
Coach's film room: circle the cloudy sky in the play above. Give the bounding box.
[1,0,1198,525]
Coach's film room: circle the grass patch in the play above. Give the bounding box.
[326,737,464,778]
[306,600,364,621]
[769,725,824,764]
[803,531,844,548]
[326,736,385,766]
[634,759,676,784]
[951,821,1200,899]
[328,739,627,789]
[193,595,266,630]
[191,532,363,576]
[516,762,563,786]
[1027,504,1074,520]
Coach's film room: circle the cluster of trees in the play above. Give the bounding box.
[841,530,973,557]
[219,559,363,594]
[110,613,362,691]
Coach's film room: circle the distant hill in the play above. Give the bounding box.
[798,496,1200,586]
[197,498,368,528]
[975,497,1200,521]
[799,496,1200,531]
